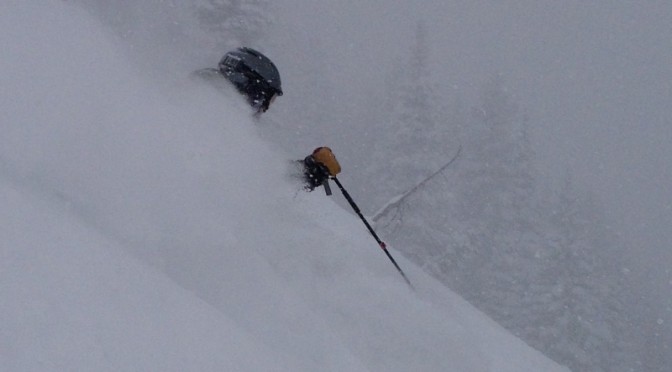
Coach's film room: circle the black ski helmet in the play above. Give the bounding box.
[218,47,283,113]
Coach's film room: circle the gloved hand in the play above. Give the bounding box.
[303,155,331,190]
[302,147,341,194]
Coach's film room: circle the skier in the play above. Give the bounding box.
[193,47,283,115]
[302,147,341,195]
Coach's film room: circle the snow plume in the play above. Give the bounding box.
[0,1,567,371]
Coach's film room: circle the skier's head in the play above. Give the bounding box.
[218,47,283,114]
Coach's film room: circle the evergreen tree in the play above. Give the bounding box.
[457,74,534,226]
[528,175,641,372]
[364,21,466,278]
[444,74,537,300]
[366,21,455,210]
[352,23,645,372]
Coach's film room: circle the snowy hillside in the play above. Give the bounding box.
[1,2,568,371]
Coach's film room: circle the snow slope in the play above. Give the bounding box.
[0,1,568,371]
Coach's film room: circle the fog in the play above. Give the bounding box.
[0,2,571,371]
[288,0,672,307]
[60,0,672,369]
[270,1,672,368]
[459,1,672,310]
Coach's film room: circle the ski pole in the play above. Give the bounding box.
[331,177,413,289]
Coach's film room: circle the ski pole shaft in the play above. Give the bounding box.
[379,241,414,289]
[332,177,413,289]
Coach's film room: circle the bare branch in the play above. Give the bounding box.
[372,143,462,223]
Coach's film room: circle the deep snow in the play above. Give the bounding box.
[0,1,568,371]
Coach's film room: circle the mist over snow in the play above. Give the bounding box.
[0,1,569,371]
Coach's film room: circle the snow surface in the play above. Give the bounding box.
[0,1,568,371]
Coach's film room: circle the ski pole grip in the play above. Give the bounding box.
[323,179,332,196]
